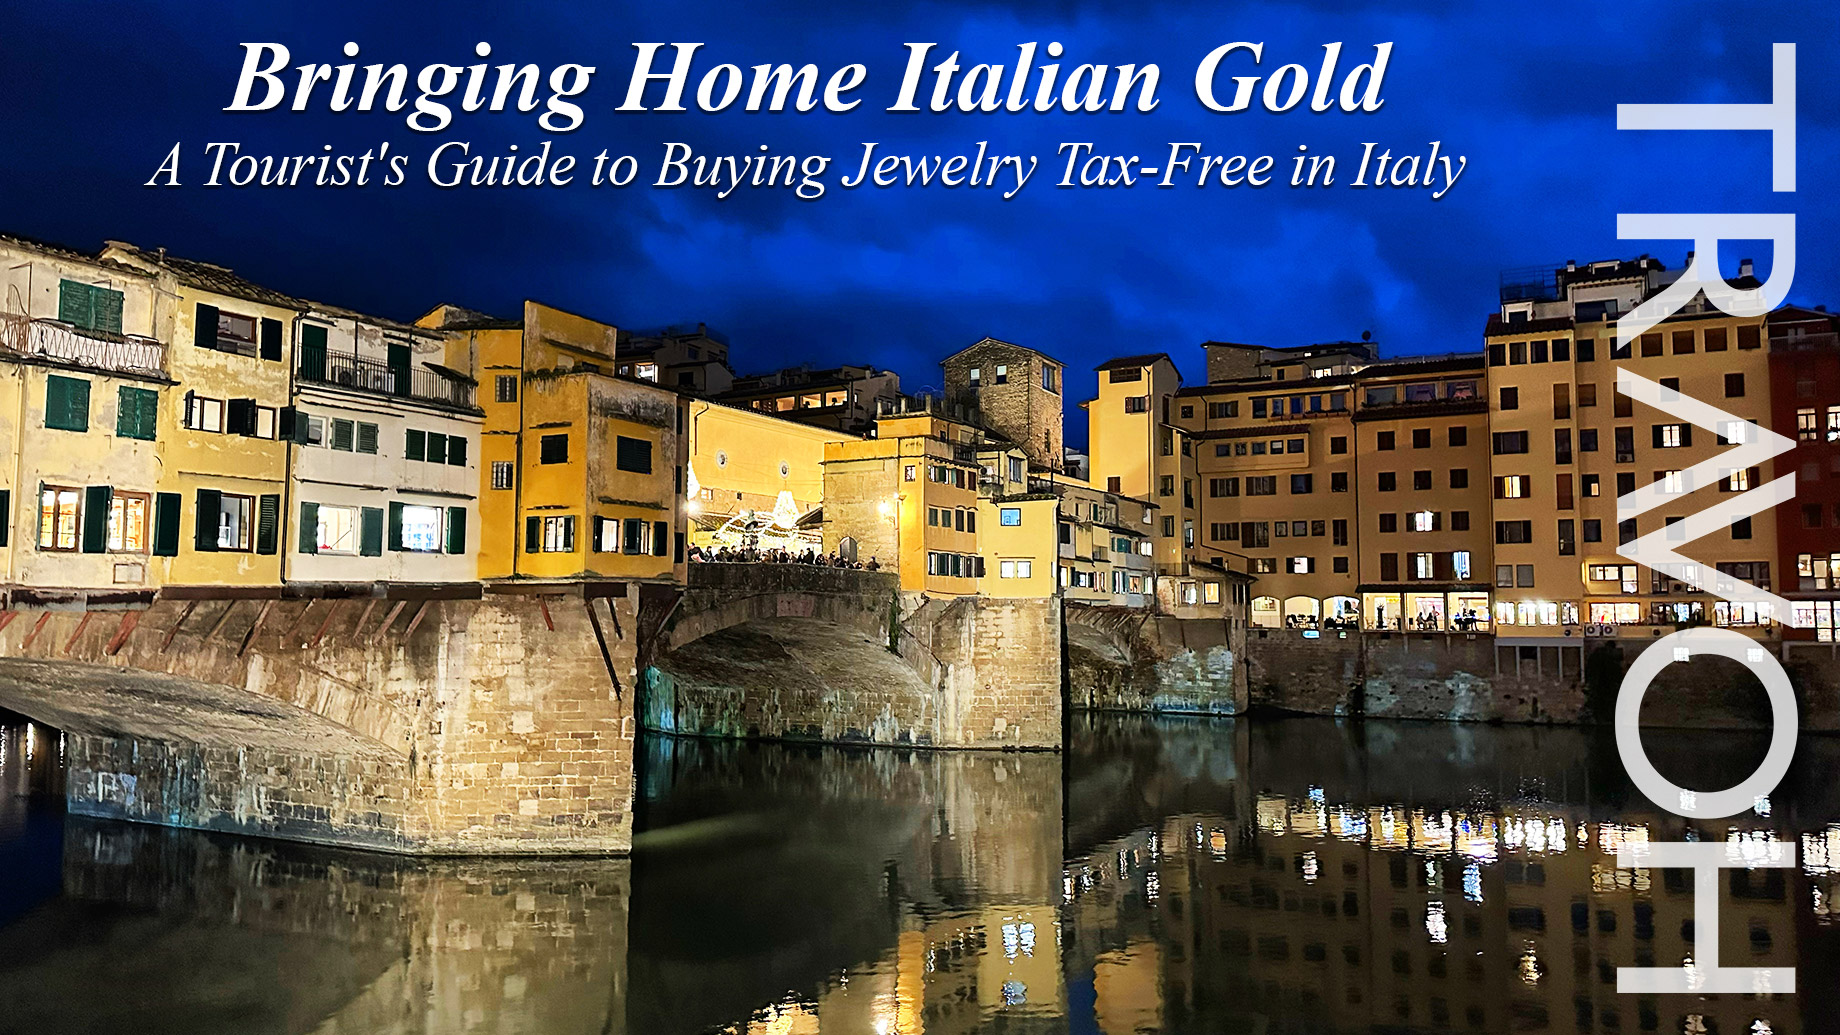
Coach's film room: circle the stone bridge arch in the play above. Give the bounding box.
[642,564,1063,749]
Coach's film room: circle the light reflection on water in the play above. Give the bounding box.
[2,710,1840,1033]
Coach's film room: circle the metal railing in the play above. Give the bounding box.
[299,352,475,408]
[0,315,166,376]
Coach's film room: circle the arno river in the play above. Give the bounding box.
[1,709,1836,1034]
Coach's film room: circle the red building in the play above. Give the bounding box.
[1769,306,1840,642]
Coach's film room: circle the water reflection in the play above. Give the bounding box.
[4,710,1840,1032]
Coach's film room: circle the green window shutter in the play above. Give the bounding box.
[299,502,320,554]
[0,489,9,548]
[194,488,221,552]
[356,423,379,454]
[526,516,540,553]
[359,507,384,557]
[45,375,90,432]
[299,324,328,381]
[405,429,425,461]
[80,485,113,553]
[652,520,668,557]
[116,386,157,440]
[255,494,280,555]
[387,501,405,551]
[447,435,467,467]
[152,492,180,556]
[58,280,93,328]
[259,317,283,362]
[331,419,354,451]
[194,303,219,349]
[445,506,466,554]
[426,432,447,465]
[93,287,123,335]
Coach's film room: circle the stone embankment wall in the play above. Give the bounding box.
[1065,607,1248,716]
[0,587,640,854]
[1241,628,1840,730]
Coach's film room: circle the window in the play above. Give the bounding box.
[1411,510,1439,532]
[1654,424,1689,448]
[390,504,442,553]
[1159,475,1175,497]
[1124,396,1148,413]
[1379,513,1397,533]
[1494,475,1530,499]
[107,492,150,552]
[1210,522,1230,542]
[1290,474,1313,495]
[1377,431,1395,451]
[1208,401,1235,419]
[57,279,125,334]
[1162,516,1176,537]
[315,505,359,554]
[994,364,1008,384]
[38,487,81,551]
[1724,373,1745,398]
[998,559,1033,578]
[1288,556,1315,574]
[540,433,569,464]
[330,418,355,451]
[1330,436,1348,454]
[1449,468,1468,489]
[45,375,90,432]
[1380,553,1399,581]
[355,422,379,454]
[1412,470,1431,491]
[1495,565,1514,588]
[1580,428,1598,452]
[495,374,519,402]
[1451,511,1469,531]
[1499,386,1519,410]
[116,386,158,441]
[616,435,653,474]
[1332,519,1348,546]
[1492,431,1528,454]
[1799,408,1819,441]
[216,493,255,552]
[1614,426,1634,459]
[1732,517,1753,540]
[1041,364,1058,392]
[968,367,982,388]
[995,506,1022,528]
[1377,472,1396,492]
[1409,553,1433,579]
[1246,476,1276,496]
[1495,520,1532,544]
[528,515,576,553]
[1412,428,1431,449]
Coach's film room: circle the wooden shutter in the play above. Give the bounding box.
[356,423,379,454]
[116,386,157,440]
[299,323,328,380]
[194,303,219,349]
[59,279,92,328]
[0,489,9,548]
[255,494,279,554]
[299,502,320,554]
[152,492,180,556]
[45,375,90,432]
[359,507,384,557]
[278,406,297,441]
[652,521,668,556]
[447,435,466,467]
[260,317,283,361]
[526,516,541,553]
[426,432,447,465]
[405,429,426,461]
[93,287,123,335]
[80,485,113,553]
[445,506,466,554]
[194,488,221,552]
[228,398,256,436]
[387,501,405,551]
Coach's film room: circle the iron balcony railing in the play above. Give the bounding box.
[0,315,166,377]
[299,352,475,408]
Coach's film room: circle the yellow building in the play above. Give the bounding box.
[1085,353,1193,571]
[420,301,685,583]
[823,400,983,594]
[1488,257,1779,646]
[683,398,842,552]
[0,236,172,603]
[101,242,302,590]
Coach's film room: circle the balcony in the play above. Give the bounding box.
[0,315,166,377]
[298,352,476,409]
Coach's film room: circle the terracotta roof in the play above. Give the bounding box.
[0,233,154,278]
[1094,353,1172,372]
[105,243,301,310]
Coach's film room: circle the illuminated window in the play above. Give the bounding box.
[316,505,358,554]
[37,487,81,551]
[107,492,150,553]
[399,505,443,553]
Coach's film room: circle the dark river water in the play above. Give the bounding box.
[1,708,1836,1034]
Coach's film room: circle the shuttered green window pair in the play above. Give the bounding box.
[116,386,158,440]
[45,375,90,432]
[58,279,124,335]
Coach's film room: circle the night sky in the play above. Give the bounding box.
[5,1,1835,446]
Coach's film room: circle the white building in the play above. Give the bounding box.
[287,303,482,586]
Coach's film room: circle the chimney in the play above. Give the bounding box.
[1565,259,1576,271]
[1739,258,1755,278]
